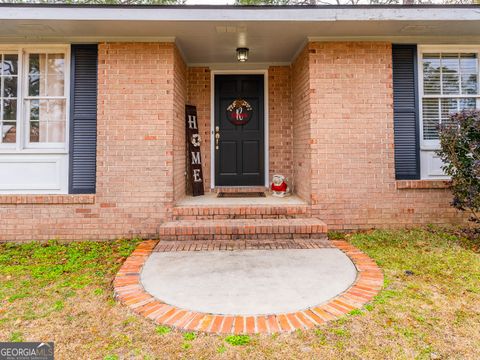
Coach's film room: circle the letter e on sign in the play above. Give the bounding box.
[193,169,202,182]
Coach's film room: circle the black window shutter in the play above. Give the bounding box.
[392,44,420,180]
[69,44,98,194]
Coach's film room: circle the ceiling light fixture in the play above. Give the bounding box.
[236,47,249,62]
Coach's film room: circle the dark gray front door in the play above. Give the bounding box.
[214,74,264,186]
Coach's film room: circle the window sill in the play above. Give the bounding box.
[396,180,451,190]
[0,150,68,155]
[0,194,95,205]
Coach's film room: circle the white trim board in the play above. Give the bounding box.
[1,6,480,22]
[0,154,68,194]
[190,62,287,70]
[209,70,269,189]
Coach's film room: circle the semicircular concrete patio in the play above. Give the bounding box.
[114,240,383,334]
[141,248,357,315]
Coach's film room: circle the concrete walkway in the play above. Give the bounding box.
[141,248,357,315]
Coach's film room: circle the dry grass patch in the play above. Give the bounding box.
[0,228,479,359]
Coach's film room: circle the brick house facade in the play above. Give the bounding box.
[0,5,475,241]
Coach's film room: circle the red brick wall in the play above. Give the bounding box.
[0,42,179,241]
[173,47,187,201]
[291,46,312,202]
[187,67,211,191]
[0,41,465,242]
[268,66,293,183]
[305,42,463,229]
[95,42,176,236]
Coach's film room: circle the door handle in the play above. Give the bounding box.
[215,126,220,150]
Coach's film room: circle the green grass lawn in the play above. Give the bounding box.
[0,228,479,359]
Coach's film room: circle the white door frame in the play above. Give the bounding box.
[210,69,269,189]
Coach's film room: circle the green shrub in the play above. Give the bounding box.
[438,110,480,223]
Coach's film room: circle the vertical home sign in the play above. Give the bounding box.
[186,105,204,196]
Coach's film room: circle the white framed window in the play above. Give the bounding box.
[418,45,480,179]
[0,45,70,194]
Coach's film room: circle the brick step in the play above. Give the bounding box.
[172,204,311,220]
[214,186,268,194]
[158,218,328,241]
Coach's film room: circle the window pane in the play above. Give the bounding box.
[28,76,40,97]
[1,54,18,76]
[3,99,16,120]
[30,121,39,143]
[3,76,17,98]
[47,121,65,142]
[46,99,66,123]
[460,54,478,95]
[29,100,39,121]
[46,75,65,97]
[423,53,441,95]
[28,54,42,96]
[422,98,440,140]
[2,122,16,143]
[459,98,477,110]
[28,57,40,96]
[0,53,18,145]
[28,99,66,143]
[441,53,460,95]
[440,98,458,127]
[47,54,64,76]
[28,53,65,97]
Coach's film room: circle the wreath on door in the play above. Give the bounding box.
[226,99,253,125]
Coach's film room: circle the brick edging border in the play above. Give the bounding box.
[113,240,383,334]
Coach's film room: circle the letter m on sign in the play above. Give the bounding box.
[186,105,204,196]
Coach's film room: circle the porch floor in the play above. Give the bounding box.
[177,192,307,206]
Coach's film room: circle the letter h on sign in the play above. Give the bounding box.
[186,105,204,196]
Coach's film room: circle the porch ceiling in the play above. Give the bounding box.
[1,5,480,65]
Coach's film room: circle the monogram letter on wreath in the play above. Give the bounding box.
[226,99,253,125]
[186,105,204,196]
